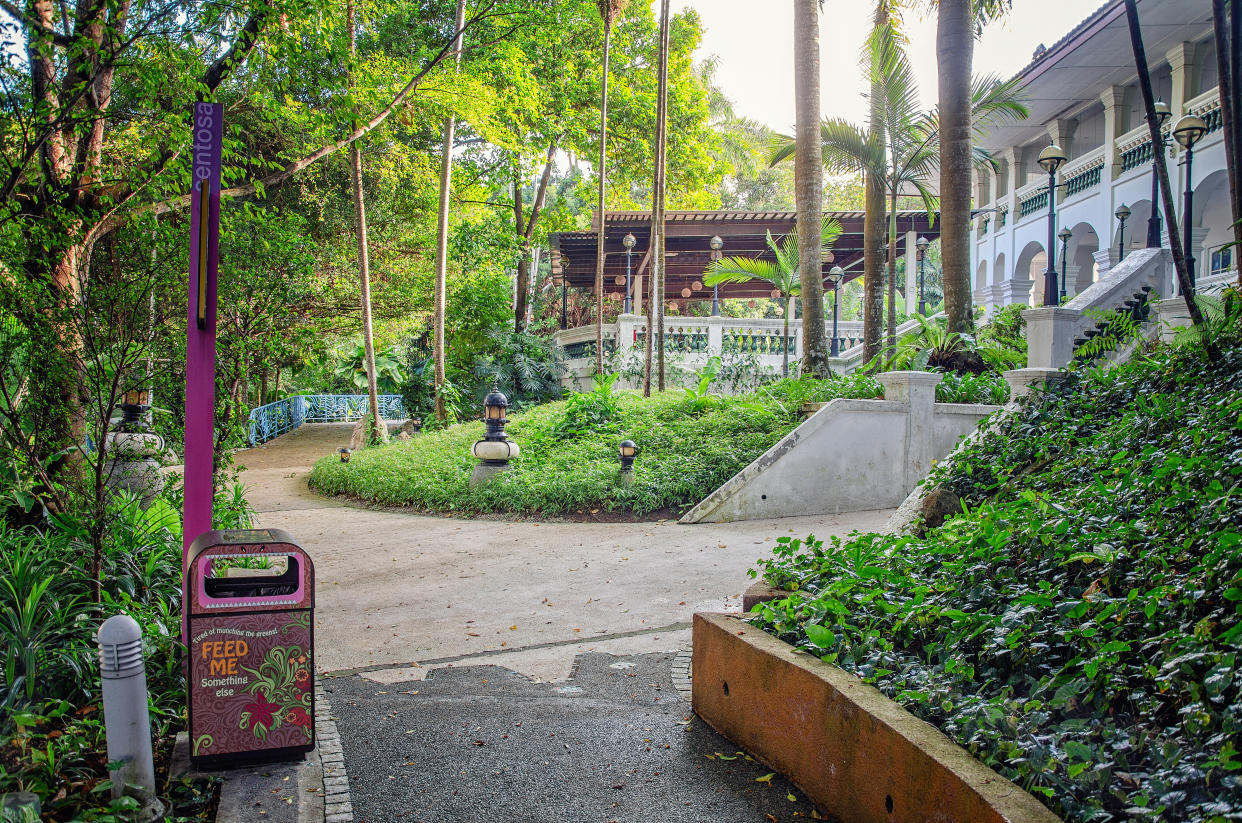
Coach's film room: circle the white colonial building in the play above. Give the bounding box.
[974,0,1236,313]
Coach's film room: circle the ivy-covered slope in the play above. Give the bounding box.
[750,334,1242,821]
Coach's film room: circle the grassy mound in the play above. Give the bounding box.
[749,333,1242,820]
[307,373,887,516]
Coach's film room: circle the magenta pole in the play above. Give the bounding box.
[184,103,223,610]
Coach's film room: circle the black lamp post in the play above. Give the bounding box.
[1038,142,1069,306]
[470,385,519,485]
[622,233,636,313]
[1146,99,1172,248]
[481,386,510,441]
[1058,227,1071,301]
[915,236,929,316]
[827,265,843,356]
[619,440,637,471]
[709,235,723,316]
[1115,204,1131,262]
[559,255,570,330]
[1173,112,1208,290]
[117,388,150,432]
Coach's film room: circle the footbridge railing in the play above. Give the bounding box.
[248,394,406,446]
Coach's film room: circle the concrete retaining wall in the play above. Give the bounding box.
[679,372,997,523]
[692,612,1062,823]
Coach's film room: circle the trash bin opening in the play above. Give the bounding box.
[202,554,300,599]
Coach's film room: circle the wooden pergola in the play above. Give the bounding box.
[549,209,941,306]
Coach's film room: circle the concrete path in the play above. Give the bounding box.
[236,423,892,680]
[235,424,892,822]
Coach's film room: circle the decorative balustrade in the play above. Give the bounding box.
[722,326,794,355]
[248,394,406,446]
[563,338,618,359]
[1060,148,1105,197]
[1187,88,1223,137]
[1018,187,1049,218]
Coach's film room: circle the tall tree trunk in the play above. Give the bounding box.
[347,0,383,443]
[862,1,887,364]
[433,0,467,423]
[794,0,829,377]
[648,0,670,393]
[938,0,974,334]
[513,141,556,333]
[782,295,793,379]
[886,187,898,351]
[594,15,613,375]
[1123,0,1214,354]
[1212,0,1242,287]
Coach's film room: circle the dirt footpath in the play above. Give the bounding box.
[236,423,892,681]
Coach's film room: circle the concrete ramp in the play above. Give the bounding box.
[680,372,998,524]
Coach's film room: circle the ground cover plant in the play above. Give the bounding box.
[749,330,1242,820]
[308,371,889,516]
[0,485,254,821]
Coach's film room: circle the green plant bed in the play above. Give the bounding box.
[748,333,1242,821]
[308,372,887,516]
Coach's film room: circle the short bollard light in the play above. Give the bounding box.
[118,388,150,431]
[339,447,352,463]
[470,386,520,486]
[618,439,637,486]
[97,614,165,822]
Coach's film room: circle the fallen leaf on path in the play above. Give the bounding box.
[756,773,775,784]
[787,793,797,802]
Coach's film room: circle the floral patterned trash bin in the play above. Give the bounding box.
[185,528,315,769]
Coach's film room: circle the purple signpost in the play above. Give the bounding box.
[184,102,223,628]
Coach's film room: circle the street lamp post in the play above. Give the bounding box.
[1173,113,1208,291]
[827,266,844,357]
[622,233,636,313]
[1038,143,1069,306]
[709,235,723,316]
[559,256,570,330]
[1058,227,1072,302]
[1146,100,1172,248]
[1115,204,1131,262]
[915,236,929,316]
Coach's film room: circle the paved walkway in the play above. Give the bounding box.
[236,423,892,822]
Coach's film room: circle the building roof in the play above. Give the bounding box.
[550,210,939,301]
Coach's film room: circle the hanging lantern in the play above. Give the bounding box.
[667,300,678,312]
[614,275,626,286]
[691,280,703,292]
[770,289,781,299]
[680,287,692,298]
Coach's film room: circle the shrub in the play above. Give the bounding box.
[748,333,1242,820]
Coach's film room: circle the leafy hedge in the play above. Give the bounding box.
[1,486,254,821]
[308,372,892,516]
[750,334,1242,820]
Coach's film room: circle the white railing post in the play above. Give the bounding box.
[706,316,724,356]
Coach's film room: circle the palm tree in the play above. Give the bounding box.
[703,218,843,378]
[938,0,1012,334]
[793,0,830,377]
[594,0,629,375]
[863,0,891,367]
[773,23,1024,351]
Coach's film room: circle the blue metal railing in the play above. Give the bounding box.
[248,394,406,446]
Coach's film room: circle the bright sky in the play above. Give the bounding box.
[671,0,1097,132]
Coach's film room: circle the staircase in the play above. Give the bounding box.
[1022,247,1171,372]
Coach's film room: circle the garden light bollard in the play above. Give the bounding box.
[618,439,637,487]
[470,386,520,487]
[97,614,163,821]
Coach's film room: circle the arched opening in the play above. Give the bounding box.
[1194,170,1234,282]
[1065,221,1100,296]
[1014,241,1045,306]
[992,252,1006,287]
[1114,200,1152,260]
[975,260,988,291]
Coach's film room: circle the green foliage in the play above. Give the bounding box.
[308,374,886,516]
[1074,308,1143,362]
[334,340,406,394]
[472,329,565,409]
[934,371,1010,405]
[869,314,1025,374]
[1171,289,1242,349]
[749,332,1242,820]
[0,485,251,819]
[683,357,722,413]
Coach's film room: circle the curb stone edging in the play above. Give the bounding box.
[315,680,354,823]
[691,612,1063,823]
[671,646,692,698]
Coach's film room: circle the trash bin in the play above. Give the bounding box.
[186,528,314,768]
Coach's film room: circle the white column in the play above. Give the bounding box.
[876,371,944,495]
[1099,85,1128,183]
[1093,249,1115,279]
[706,316,724,355]
[1166,42,1197,119]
